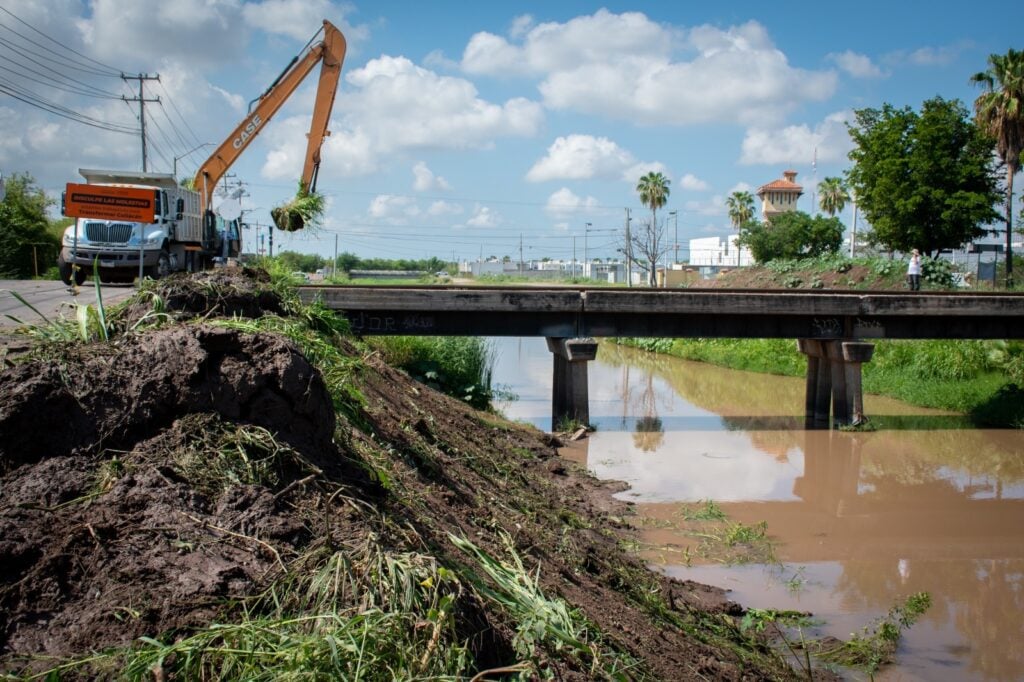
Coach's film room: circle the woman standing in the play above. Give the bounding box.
[906,249,921,291]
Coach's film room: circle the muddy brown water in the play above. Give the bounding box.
[492,337,1024,681]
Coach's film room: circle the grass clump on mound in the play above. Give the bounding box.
[271,181,325,232]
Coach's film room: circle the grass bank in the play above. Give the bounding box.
[616,337,1024,427]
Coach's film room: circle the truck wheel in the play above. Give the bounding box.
[58,258,86,285]
[148,249,171,279]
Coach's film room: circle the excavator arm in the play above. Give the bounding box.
[193,20,346,216]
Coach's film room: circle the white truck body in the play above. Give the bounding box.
[59,169,222,283]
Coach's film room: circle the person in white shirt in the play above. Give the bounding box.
[906,249,921,291]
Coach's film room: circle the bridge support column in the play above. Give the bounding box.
[797,339,875,428]
[842,341,875,426]
[546,337,598,431]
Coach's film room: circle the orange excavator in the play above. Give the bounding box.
[193,19,347,232]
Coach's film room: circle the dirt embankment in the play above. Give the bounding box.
[0,268,797,680]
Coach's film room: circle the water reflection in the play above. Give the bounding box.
[491,337,1024,681]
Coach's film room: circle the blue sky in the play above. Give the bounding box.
[1,0,1020,263]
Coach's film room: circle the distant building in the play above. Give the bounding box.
[689,235,753,270]
[757,170,803,221]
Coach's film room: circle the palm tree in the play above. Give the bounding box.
[636,171,671,285]
[818,176,850,217]
[726,190,755,228]
[972,48,1024,287]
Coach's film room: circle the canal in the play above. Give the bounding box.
[491,336,1024,681]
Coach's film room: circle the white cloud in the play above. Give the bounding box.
[367,194,420,221]
[412,161,451,192]
[341,56,542,151]
[261,56,542,180]
[907,44,963,66]
[729,182,753,194]
[678,173,709,191]
[623,162,669,184]
[739,111,853,165]
[463,9,669,76]
[828,50,885,78]
[243,0,330,40]
[427,200,463,216]
[466,205,500,228]
[685,195,727,217]
[545,187,600,218]
[527,134,645,182]
[81,0,245,66]
[509,14,534,40]
[462,10,835,126]
[262,119,379,179]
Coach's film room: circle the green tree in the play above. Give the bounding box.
[276,250,325,272]
[972,48,1024,286]
[0,172,60,278]
[738,211,844,263]
[635,171,670,286]
[726,190,756,228]
[818,176,850,217]
[846,97,1001,257]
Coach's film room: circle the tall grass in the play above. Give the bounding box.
[367,336,496,409]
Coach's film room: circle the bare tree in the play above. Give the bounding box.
[629,218,671,287]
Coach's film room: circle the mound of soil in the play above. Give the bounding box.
[0,270,798,679]
[699,263,887,290]
[0,325,335,473]
[116,266,285,327]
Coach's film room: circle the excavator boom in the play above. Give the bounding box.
[193,20,346,216]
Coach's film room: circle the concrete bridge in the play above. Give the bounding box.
[300,285,1024,429]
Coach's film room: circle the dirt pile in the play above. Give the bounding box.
[116,266,286,327]
[0,270,797,680]
[0,325,335,473]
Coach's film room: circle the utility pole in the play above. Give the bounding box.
[333,233,339,279]
[519,234,524,276]
[584,222,591,279]
[624,208,632,288]
[572,234,577,281]
[850,197,858,258]
[122,73,160,172]
[669,211,678,265]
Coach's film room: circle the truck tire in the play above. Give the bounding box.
[147,249,171,279]
[58,257,86,286]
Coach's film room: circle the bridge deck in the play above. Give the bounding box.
[299,286,1024,339]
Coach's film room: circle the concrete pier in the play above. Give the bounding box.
[798,339,875,428]
[546,337,598,430]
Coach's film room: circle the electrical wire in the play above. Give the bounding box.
[0,6,126,77]
[0,76,138,134]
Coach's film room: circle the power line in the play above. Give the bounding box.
[0,77,138,134]
[0,37,123,97]
[156,79,204,149]
[0,6,126,77]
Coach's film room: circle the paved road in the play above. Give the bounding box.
[0,279,137,329]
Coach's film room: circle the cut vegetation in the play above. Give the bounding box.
[270,181,325,232]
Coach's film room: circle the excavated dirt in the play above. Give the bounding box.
[0,269,797,680]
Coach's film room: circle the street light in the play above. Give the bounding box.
[173,142,213,179]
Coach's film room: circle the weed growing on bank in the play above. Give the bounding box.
[366,335,496,409]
